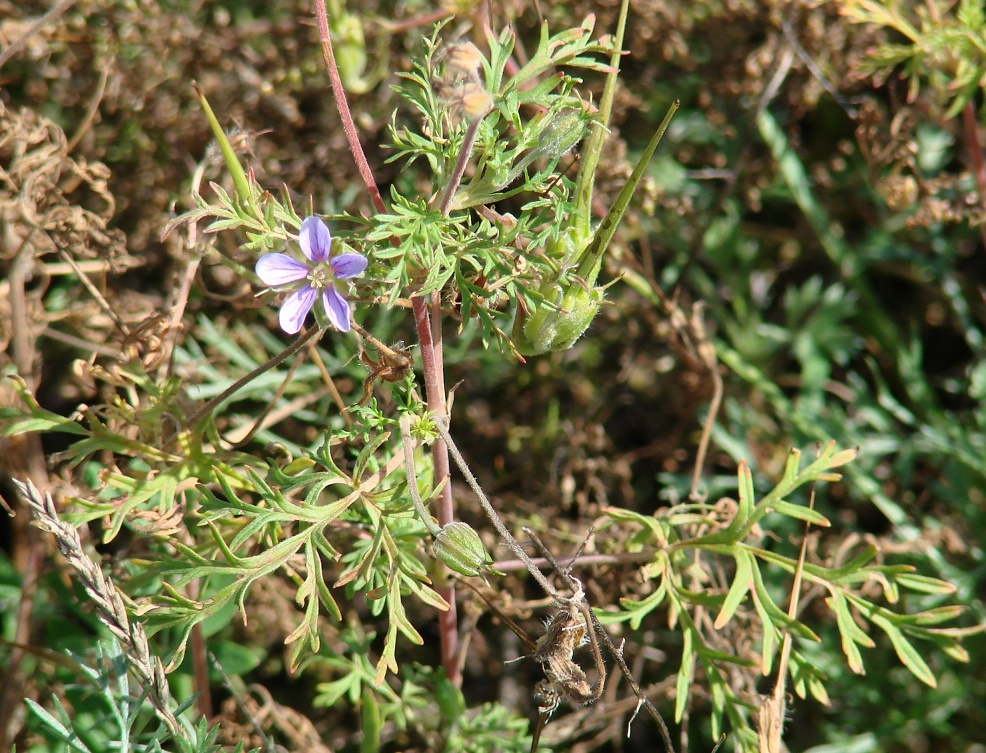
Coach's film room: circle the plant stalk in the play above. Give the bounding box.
[313,0,386,215]
[412,296,459,685]
[314,0,460,685]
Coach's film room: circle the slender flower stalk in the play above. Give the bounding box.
[312,0,386,215]
[437,85,494,216]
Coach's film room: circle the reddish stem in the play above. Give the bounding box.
[962,101,986,256]
[313,0,459,684]
[413,296,459,685]
[313,0,385,215]
[429,291,446,396]
[187,580,212,719]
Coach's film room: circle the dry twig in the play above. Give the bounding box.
[13,479,184,737]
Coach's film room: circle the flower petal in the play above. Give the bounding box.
[278,285,318,334]
[330,252,368,279]
[322,286,351,332]
[299,216,332,263]
[256,253,309,286]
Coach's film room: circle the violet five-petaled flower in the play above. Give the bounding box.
[255,216,367,335]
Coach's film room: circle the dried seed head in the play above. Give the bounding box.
[758,694,786,753]
[544,657,594,705]
[444,42,485,83]
[535,601,588,662]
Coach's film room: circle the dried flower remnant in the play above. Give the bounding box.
[433,41,493,125]
[358,339,414,406]
[452,83,495,121]
[255,216,367,334]
[443,42,485,84]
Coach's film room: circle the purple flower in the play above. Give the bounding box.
[255,216,367,334]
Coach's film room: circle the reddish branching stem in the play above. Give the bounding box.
[312,0,385,215]
[313,0,459,685]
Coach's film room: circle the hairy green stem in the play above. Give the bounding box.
[572,0,630,237]
[399,415,440,535]
[431,417,559,600]
[575,100,680,282]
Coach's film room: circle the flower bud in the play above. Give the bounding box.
[433,522,502,577]
[545,224,586,265]
[514,279,604,356]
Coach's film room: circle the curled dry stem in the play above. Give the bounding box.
[523,527,675,753]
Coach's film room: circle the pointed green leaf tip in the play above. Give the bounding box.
[510,100,679,356]
[193,82,255,213]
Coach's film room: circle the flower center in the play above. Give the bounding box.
[307,263,332,290]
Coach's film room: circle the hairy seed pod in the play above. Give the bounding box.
[433,522,501,577]
[535,108,587,162]
[514,281,604,355]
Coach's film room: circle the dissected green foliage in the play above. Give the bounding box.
[1,1,985,753]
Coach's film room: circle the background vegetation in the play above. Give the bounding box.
[1,1,984,752]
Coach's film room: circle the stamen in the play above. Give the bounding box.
[308,265,329,289]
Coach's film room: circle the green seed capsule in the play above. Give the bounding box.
[535,108,588,162]
[514,281,604,356]
[433,522,501,577]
